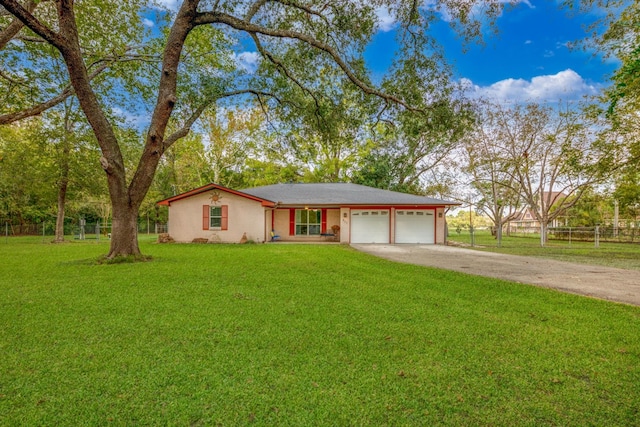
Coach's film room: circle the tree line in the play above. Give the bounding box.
[0,0,637,256]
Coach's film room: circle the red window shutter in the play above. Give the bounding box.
[289,209,295,235]
[221,205,228,230]
[321,209,327,234]
[202,205,209,230]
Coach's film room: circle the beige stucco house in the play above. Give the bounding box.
[157,183,460,244]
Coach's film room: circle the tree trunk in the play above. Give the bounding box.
[540,222,548,247]
[53,122,71,243]
[53,176,68,243]
[107,201,141,258]
[496,218,503,248]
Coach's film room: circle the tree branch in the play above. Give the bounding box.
[245,0,270,21]
[273,0,332,27]
[194,11,417,111]
[0,61,111,125]
[163,88,285,150]
[0,0,37,49]
[0,0,64,48]
[249,32,321,112]
[0,68,26,85]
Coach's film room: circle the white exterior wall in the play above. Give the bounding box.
[168,191,266,243]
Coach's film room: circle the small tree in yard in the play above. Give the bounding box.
[0,0,505,259]
[462,100,523,247]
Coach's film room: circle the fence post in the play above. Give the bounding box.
[595,225,600,248]
[568,227,572,246]
[96,220,100,241]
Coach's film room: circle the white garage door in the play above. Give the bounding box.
[351,210,390,243]
[395,210,435,244]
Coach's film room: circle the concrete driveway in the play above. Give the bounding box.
[352,244,640,307]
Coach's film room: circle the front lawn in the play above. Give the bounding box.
[1,239,639,425]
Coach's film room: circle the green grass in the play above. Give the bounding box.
[1,238,639,425]
[449,230,640,271]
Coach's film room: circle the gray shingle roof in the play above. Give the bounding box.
[240,183,459,206]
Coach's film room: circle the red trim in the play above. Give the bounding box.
[434,208,438,244]
[342,205,450,209]
[221,205,228,230]
[157,183,275,207]
[321,209,327,234]
[394,207,437,212]
[274,204,458,209]
[271,209,275,231]
[202,205,209,230]
[289,209,295,235]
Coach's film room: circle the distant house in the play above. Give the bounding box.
[508,192,569,231]
[157,183,460,244]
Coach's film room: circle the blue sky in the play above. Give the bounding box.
[365,1,617,102]
[149,1,618,103]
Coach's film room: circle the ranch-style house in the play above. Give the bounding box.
[157,183,460,244]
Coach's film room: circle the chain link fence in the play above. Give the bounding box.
[2,221,168,240]
[506,225,640,244]
[549,226,639,244]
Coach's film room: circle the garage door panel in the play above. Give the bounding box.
[351,210,389,243]
[395,210,434,244]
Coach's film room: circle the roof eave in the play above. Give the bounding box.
[157,183,275,207]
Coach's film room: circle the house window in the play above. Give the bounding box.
[203,204,228,231]
[210,206,222,228]
[296,209,321,235]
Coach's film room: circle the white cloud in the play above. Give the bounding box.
[375,7,396,32]
[518,0,534,8]
[525,40,533,45]
[233,51,261,73]
[424,0,534,23]
[143,18,154,28]
[462,69,601,102]
[150,0,179,11]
